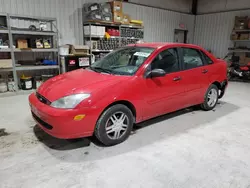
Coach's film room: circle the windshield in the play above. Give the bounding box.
[89,47,155,75]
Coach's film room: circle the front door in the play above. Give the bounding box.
[140,48,187,120]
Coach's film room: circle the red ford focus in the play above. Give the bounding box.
[29,43,228,146]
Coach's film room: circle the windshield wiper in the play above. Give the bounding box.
[89,67,114,74]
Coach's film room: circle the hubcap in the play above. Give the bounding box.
[105,112,129,140]
[207,88,218,107]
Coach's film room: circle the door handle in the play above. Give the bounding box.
[202,69,208,74]
[173,76,182,81]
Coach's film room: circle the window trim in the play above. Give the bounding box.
[180,47,206,70]
[199,50,214,65]
[144,47,181,76]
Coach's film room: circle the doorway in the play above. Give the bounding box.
[174,29,188,43]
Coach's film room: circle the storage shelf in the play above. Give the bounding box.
[121,24,144,29]
[0,13,59,92]
[0,29,8,34]
[84,21,120,27]
[15,65,59,71]
[233,29,250,32]
[92,49,113,52]
[14,48,58,52]
[9,14,56,22]
[84,35,105,38]
[11,30,57,36]
[232,40,250,42]
[229,49,250,53]
[84,35,141,40]
[121,36,142,40]
[0,48,11,52]
[0,68,13,72]
[84,21,144,29]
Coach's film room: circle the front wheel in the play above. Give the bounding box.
[201,84,219,111]
[94,104,134,146]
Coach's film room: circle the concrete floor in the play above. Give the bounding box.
[1,82,250,188]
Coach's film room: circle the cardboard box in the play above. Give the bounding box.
[240,33,249,40]
[84,26,97,35]
[111,1,123,13]
[70,45,89,55]
[231,33,238,40]
[245,57,250,64]
[235,16,248,29]
[122,14,131,24]
[113,12,123,23]
[17,39,28,49]
[0,59,12,68]
[96,26,105,36]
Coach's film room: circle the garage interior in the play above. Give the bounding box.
[1,0,250,187]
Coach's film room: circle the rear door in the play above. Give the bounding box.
[179,47,211,106]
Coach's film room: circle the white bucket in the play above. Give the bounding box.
[7,81,16,92]
[59,45,69,56]
[0,82,7,93]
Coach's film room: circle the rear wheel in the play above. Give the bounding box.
[201,84,219,111]
[95,104,134,146]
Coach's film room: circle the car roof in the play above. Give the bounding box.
[128,42,202,50]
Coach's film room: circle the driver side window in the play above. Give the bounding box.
[150,48,180,74]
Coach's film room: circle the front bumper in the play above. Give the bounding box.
[29,93,98,139]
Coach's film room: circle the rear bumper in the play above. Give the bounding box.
[29,93,98,139]
[219,79,228,99]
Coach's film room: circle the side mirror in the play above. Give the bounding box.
[145,69,166,78]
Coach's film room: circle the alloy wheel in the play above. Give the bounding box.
[105,112,129,140]
[207,88,218,107]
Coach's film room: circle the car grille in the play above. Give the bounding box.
[32,112,53,130]
[36,92,51,105]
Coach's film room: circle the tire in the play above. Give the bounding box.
[200,84,219,111]
[95,104,134,146]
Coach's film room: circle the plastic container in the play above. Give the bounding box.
[7,79,15,92]
[0,81,7,93]
[59,45,69,56]
[43,60,57,65]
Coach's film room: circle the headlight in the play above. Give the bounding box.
[50,94,90,109]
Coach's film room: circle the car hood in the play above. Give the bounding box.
[37,69,130,102]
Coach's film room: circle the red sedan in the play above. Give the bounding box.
[29,43,228,146]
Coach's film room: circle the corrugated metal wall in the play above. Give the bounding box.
[197,0,250,14]
[194,10,250,58]
[0,0,195,45]
[129,0,192,13]
[123,3,195,43]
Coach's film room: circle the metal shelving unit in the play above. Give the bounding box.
[15,65,59,71]
[0,13,59,91]
[83,21,144,62]
[229,49,250,53]
[14,48,58,52]
[11,30,57,36]
[230,29,250,53]
[0,30,8,34]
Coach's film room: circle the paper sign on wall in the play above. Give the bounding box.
[134,52,150,58]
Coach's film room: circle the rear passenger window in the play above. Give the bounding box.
[183,48,204,70]
[150,48,179,74]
